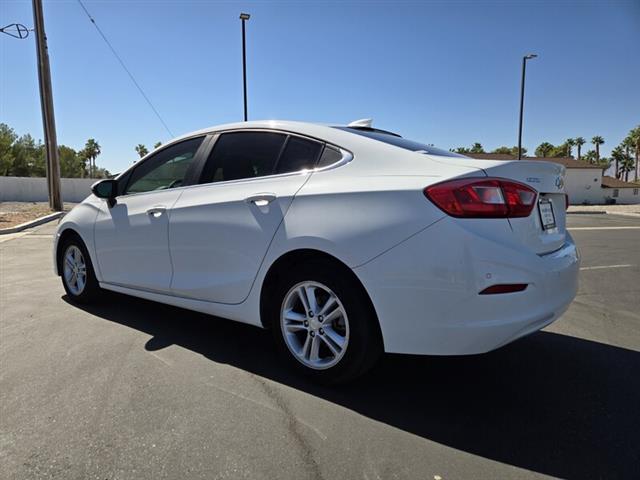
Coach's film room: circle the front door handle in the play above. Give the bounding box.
[146,206,167,217]
[245,193,277,207]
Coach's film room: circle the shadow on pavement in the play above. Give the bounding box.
[66,292,640,479]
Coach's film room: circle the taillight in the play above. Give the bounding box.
[424,177,537,218]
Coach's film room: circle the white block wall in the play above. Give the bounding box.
[0,177,95,203]
[564,169,605,205]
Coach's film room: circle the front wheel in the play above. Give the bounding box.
[59,236,101,303]
[270,260,382,384]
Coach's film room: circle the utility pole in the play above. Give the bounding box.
[239,13,250,122]
[517,53,537,161]
[32,0,62,211]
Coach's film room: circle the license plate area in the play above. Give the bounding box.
[538,198,556,230]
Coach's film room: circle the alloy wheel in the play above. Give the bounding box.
[63,245,87,296]
[280,281,350,370]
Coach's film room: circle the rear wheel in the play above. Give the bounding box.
[270,260,382,384]
[60,236,101,303]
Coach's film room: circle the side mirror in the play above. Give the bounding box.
[91,179,117,207]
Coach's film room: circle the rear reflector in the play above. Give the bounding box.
[424,177,537,218]
[479,284,528,295]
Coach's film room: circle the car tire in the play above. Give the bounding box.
[59,235,101,304]
[269,259,382,384]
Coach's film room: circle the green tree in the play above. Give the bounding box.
[153,141,162,149]
[591,136,604,164]
[81,139,101,178]
[135,144,149,158]
[491,146,525,156]
[452,147,471,154]
[582,150,596,164]
[535,142,554,157]
[11,134,45,177]
[565,138,575,157]
[0,123,17,176]
[58,145,84,177]
[470,142,485,154]
[611,146,633,181]
[628,126,640,182]
[574,137,586,161]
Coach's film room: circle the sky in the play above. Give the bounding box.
[1,0,639,173]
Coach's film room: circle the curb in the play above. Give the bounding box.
[0,211,65,235]
[567,211,607,215]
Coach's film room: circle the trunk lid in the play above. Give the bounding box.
[432,157,568,255]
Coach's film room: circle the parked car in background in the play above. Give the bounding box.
[54,120,579,383]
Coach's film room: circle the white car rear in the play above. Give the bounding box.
[54,120,579,383]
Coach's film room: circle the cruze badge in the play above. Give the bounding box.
[555,176,564,189]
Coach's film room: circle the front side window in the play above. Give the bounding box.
[124,137,204,194]
[200,132,286,184]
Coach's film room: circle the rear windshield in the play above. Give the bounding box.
[334,127,466,158]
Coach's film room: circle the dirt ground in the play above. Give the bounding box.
[0,202,74,229]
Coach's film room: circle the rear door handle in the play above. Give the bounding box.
[146,206,167,217]
[245,193,277,206]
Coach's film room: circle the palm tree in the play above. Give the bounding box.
[630,126,640,182]
[153,141,162,149]
[535,142,554,158]
[610,146,630,180]
[574,137,586,161]
[591,136,604,164]
[82,138,101,178]
[135,144,149,158]
[565,138,575,157]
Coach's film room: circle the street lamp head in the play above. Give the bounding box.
[524,53,538,60]
[239,13,250,20]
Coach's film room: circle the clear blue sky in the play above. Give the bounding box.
[1,0,639,173]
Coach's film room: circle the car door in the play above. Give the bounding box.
[169,130,324,304]
[94,136,207,293]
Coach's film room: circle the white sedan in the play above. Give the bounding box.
[54,120,579,383]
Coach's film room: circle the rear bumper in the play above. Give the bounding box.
[354,217,579,355]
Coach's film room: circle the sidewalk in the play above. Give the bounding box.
[568,204,640,217]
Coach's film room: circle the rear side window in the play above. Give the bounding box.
[317,146,343,168]
[274,136,323,174]
[200,132,286,183]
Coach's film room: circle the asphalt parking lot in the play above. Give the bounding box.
[1,214,639,479]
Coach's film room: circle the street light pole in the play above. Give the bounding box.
[517,53,537,160]
[239,13,250,122]
[33,0,62,211]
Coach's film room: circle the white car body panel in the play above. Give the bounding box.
[168,172,312,304]
[54,120,580,355]
[94,189,183,293]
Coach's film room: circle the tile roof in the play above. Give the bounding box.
[601,176,640,188]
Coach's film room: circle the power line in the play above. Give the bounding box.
[76,0,174,137]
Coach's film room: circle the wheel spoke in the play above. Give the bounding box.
[76,274,85,292]
[304,286,318,314]
[318,295,337,317]
[323,326,346,349]
[296,287,310,314]
[300,334,311,359]
[309,335,321,362]
[321,306,342,325]
[284,309,306,322]
[320,335,340,357]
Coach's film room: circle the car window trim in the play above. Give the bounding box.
[117,134,210,199]
[195,128,352,186]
